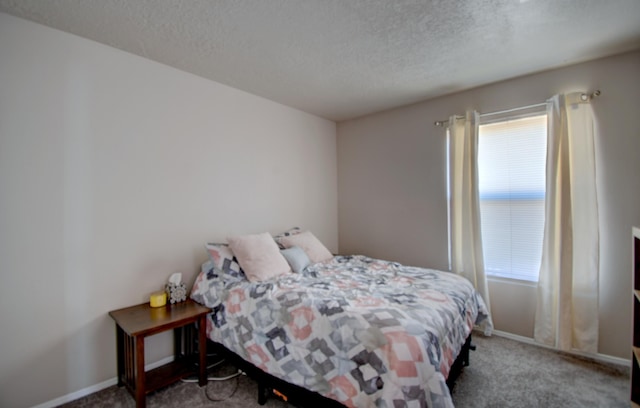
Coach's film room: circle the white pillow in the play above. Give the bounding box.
[228,232,291,282]
[278,231,333,263]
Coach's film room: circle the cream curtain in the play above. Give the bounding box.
[448,111,493,335]
[534,93,599,353]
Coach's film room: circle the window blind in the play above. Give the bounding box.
[478,114,547,282]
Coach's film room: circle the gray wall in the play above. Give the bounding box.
[0,13,337,408]
[338,50,640,359]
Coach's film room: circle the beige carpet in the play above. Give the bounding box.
[59,335,630,407]
[451,335,629,407]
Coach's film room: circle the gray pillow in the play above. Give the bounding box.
[280,246,311,274]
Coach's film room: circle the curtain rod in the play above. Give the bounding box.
[433,90,601,126]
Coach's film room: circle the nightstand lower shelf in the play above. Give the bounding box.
[144,358,197,392]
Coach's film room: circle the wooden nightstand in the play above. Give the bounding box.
[109,299,211,408]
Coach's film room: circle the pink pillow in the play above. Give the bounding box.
[278,231,333,263]
[228,232,291,282]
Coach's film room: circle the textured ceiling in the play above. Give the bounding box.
[1,0,640,121]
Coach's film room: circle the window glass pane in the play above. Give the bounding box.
[478,114,547,281]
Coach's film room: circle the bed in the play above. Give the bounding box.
[190,236,490,408]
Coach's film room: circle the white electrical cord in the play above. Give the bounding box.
[208,370,243,381]
[177,350,245,402]
[180,370,243,382]
[180,357,244,383]
[206,359,225,370]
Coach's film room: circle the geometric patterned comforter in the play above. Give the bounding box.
[191,255,490,408]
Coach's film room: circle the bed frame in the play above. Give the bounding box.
[446,334,476,390]
[208,333,475,406]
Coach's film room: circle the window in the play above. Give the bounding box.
[477,111,547,282]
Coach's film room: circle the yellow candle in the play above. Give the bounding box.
[149,291,167,307]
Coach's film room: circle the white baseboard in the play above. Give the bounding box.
[31,356,175,408]
[489,329,631,367]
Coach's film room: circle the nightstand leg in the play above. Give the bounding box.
[135,336,146,408]
[198,316,207,386]
[116,325,125,386]
[174,326,182,358]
